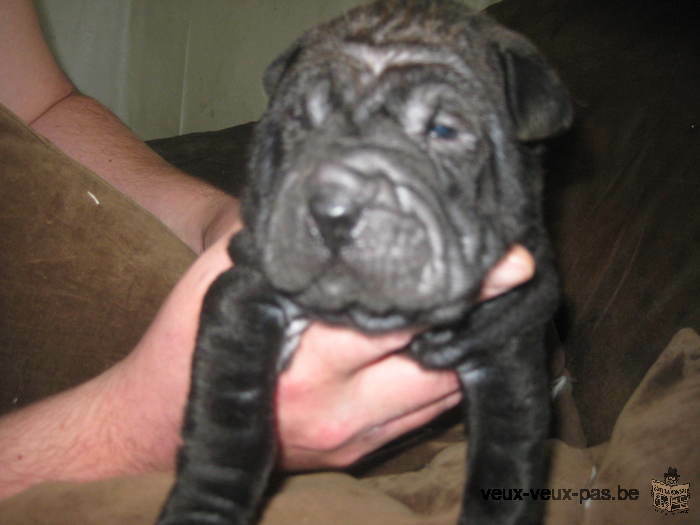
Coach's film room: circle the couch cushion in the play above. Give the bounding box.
[581,328,700,524]
[0,103,195,412]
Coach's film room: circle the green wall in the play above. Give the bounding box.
[37,0,499,140]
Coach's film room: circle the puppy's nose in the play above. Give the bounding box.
[307,164,366,252]
[309,190,360,250]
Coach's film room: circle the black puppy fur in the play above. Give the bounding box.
[157,1,572,524]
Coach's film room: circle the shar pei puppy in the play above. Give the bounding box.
[158,1,572,524]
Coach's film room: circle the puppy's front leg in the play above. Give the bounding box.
[158,267,287,525]
[458,327,550,525]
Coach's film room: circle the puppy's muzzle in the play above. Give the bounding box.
[307,162,368,253]
[262,143,478,323]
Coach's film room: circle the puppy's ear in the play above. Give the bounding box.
[263,38,305,97]
[492,31,573,141]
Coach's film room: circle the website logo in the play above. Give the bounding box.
[650,467,690,515]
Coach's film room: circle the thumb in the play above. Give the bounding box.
[479,244,535,301]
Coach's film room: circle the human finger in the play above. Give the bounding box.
[479,244,535,300]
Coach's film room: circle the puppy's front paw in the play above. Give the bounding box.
[408,327,476,369]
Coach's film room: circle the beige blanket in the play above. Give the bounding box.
[2,329,697,525]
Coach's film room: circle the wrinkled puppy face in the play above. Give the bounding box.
[245,1,571,329]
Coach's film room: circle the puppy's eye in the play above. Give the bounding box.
[428,123,458,140]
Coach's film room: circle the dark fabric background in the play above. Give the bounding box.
[489,0,700,443]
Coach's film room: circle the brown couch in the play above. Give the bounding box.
[1,0,697,523]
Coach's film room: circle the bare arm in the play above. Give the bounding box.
[0,0,536,500]
[0,229,463,498]
[31,94,240,252]
[0,239,530,498]
[0,0,239,252]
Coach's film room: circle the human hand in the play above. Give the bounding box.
[275,245,535,469]
[0,231,534,499]
[106,232,534,474]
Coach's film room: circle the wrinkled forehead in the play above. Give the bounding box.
[341,41,469,79]
[285,39,493,122]
[303,38,476,87]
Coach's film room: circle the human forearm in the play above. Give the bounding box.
[0,370,141,499]
[30,93,240,252]
[0,228,243,500]
[0,234,533,499]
